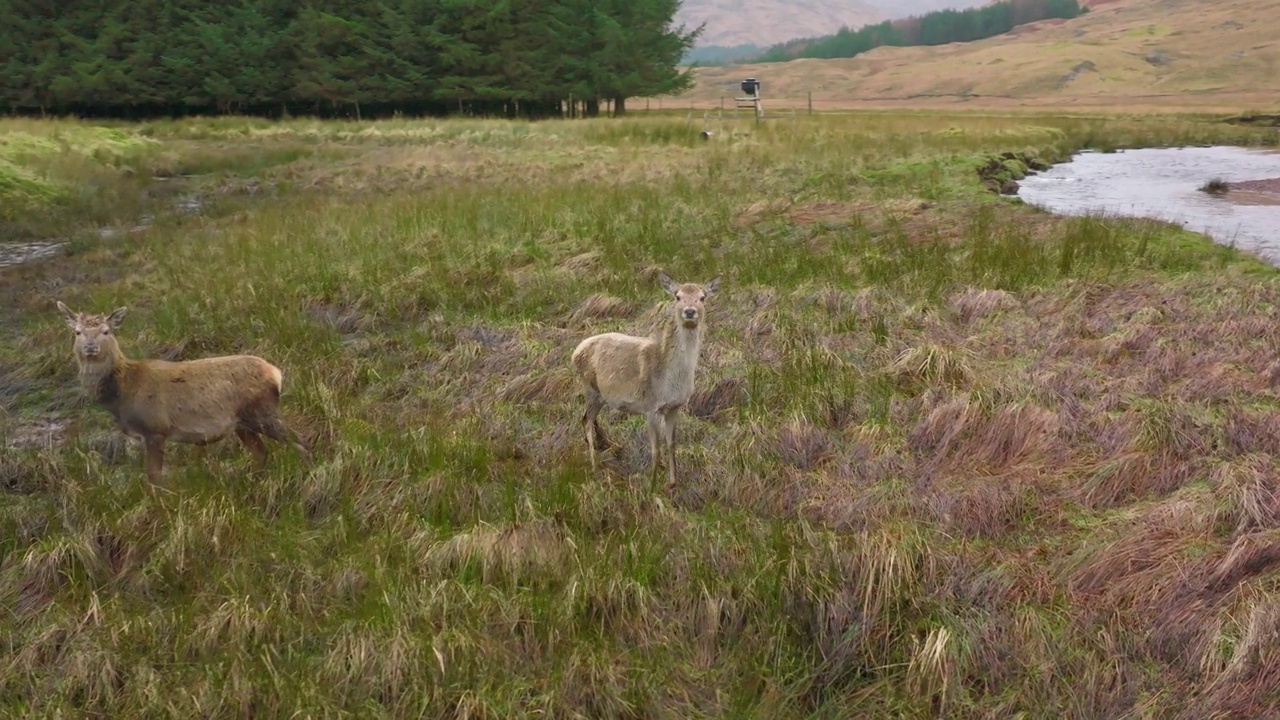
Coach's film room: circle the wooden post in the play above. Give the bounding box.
[720,96,725,111]
[808,92,812,115]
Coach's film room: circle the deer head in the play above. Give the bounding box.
[57,301,127,365]
[658,272,721,329]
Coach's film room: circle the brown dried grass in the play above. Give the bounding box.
[498,370,576,406]
[570,293,636,324]
[949,288,1019,323]
[776,418,832,471]
[687,376,747,421]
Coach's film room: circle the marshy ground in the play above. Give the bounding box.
[3,110,1280,717]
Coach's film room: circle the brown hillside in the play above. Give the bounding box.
[675,0,1280,111]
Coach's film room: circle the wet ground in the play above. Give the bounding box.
[1018,146,1280,264]
[0,191,203,269]
[0,240,66,269]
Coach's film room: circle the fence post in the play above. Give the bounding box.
[808,92,813,115]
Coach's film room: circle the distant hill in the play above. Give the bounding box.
[677,0,996,52]
[673,0,1280,111]
[683,44,767,66]
[755,0,1083,64]
[867,0,993,15]
[675,0,887,49]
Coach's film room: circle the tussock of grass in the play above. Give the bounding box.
[890,343,977,390]
[1201,177,1231,195]
[4,110,1280,717]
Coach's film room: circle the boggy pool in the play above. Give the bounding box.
[1017,146,1280,265]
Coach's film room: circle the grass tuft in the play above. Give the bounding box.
[1200,177,1231,195]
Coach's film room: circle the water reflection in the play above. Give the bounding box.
[1018,146,1280,264]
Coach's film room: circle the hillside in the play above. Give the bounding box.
[678,0,994,50]
[676,0,886,49]
[869,0,991,13]
[677,0,1280,111]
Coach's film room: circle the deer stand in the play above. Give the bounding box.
[735,77,765,124]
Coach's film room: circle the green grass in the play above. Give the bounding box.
[0,120,163,236]
[3,109,1280,717]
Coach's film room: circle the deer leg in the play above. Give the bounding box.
[255,414,312,462]
[240,389,312,463]
[236,427,269,470]
[645,411,664,493]
[663,408,680,488]
[143,435,166,483]
[583,389,605,471]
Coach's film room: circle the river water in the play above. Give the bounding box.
[1017,146,1280,264]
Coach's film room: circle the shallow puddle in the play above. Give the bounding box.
[1018,146,1280,264]
[1,191,200,271]
[0,240,66,268]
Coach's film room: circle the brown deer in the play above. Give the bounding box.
[571,272,721,490]
[57,301,311,481]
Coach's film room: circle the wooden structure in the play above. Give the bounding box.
[735,77,764,122]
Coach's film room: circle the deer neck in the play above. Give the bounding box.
[76,345,130,409]
[655,315,703,387]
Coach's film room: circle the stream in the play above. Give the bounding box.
[1017,146,1280,264]
[0,191,203,270]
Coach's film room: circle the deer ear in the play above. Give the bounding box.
[56,301,78,328]
[106,307,128,328]
[658,271,679,295]
[704,276,721,295]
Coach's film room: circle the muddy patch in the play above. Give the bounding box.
[3,418,68,450]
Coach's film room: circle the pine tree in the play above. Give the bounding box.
[0,0,703,118]
[595,0,701,115]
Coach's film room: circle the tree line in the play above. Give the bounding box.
[755,0,1083,63]
[0,0,702,119]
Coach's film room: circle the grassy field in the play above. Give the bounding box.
[3,109,1280,717]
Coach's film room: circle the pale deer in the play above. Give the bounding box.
[57,301,311,481]
[571,272,721,490]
